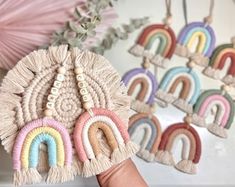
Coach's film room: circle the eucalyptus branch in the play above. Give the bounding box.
[50,0,115,48]
[90,17,149,54]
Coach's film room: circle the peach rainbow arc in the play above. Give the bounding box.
[73,108,138,177]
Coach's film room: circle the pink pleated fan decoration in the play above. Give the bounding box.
[0,0,117,70]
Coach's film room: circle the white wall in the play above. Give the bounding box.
[1,0,235,186]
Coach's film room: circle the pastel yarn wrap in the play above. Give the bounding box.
[12,118,74,186]
[156,67,200,114]
[129,24,176,68]
[175,22,216,67]
[191,89,235,138]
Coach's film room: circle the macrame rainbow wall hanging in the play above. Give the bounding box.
[155,122,201,174]
[129,24,176,68]
[128,113,162,162]
[190,89,235,138]
[156,66,201,113]
[204,37,235,86]
[175,21,216,67]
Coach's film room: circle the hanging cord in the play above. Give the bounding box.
[164,0,172,26]
[204,0,215,25]
[182,0,188,25]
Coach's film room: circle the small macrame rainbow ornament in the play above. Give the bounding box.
[175,0,216,67]
[129,24,176,68]
[204,37,235,86]
[156,66,201,113]
[128,113,162,162]
[189,89,235,138]
[155,122,201,174]
[122,66,158,113]
[72,54,138,177]
[129,0,176,68]
[12,119,74,185]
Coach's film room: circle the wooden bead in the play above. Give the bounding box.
[46,102,54,109]
[80,88,88,95]
[44,109,53,117]
[76,74,84,81]
[222,85,231,92]
[184,116,192,124]
[78,81,86,89]
[83,102,92,110]
[51,87,59,95]
[48,94,57,102]
[75,67,83,74]
[142,60,150,69]
[53,80,62,88]
[187,61,196,68]
[56,74,65,81]
[82,95,91,102]
[58,67,66,74]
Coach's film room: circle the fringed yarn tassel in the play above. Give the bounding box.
[129,44,144,57]
[131,100,152,113]
[222,75,235,86]
[175,160,197,174]
[150,55,169,68]
[111,142,139,164]
[63,165,75,182]
[173,99,193,114]
[82,154,112,177]
[72,159,82,176]
[191,114,206,127]
[47,166,74,184]
[125,141,139,157]
[155,150,175,166]
[14,168,42,186]
[156,90,176,104]
[175,44,189,57]
[13,170,25,187]
[207,123,227,138]
[203,67,221,80]
[137,149,155,162]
